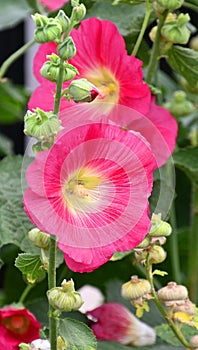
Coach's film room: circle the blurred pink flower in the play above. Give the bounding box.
[0,306,41,349]
[87,302,156,346]
[28,18,150,114]
[24,113,155,272]
[39,0,69,11]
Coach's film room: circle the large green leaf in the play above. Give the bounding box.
[97,341,184,349]
[167,46,198,87]
[156,323,197,347]
[0,80,29,124]
[86,0,147,36]
[15,253,46,283]
[59,318,97,350]
[0,133,13,156]
[0,156,33,248]
[0,0,32,30]
[173,146,198,183]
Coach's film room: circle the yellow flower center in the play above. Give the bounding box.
[63,167,103,213]
[85,66,120,105]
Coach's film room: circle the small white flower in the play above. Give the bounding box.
[30,339,50,350]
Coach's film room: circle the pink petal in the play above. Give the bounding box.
[39,0,69,11]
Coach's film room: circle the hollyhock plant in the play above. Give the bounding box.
[28,18,151,114]
[0,306,41,349]
[23,112,156,272]
[39,0,69,11]
[87,302,156,346]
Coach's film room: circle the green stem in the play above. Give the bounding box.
[131,0,151,56]
[48,236,57,350]
[188,183,198,303]
[0,40,35,79]
[145,260,191,349]
[18,284,34,304]
[183,1,198,12]
[169,203,181,284]
[54,57,66,115]
[146,10,168,84]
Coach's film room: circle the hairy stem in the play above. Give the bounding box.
[132,0,151,56]
[54,58,65,115]
[146,10,168,84]
[0,40,35,79]
[145,260,191,348]
[18,284,34,304]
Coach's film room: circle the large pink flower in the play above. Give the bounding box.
[28,18,150,114]
[39,0,69,11]
[24,110,155,272]
[87,303,156,346]
[0,306,41,349]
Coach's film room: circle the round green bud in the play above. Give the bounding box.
[121,276,151,300]
[190,35,198,51]
[28,228,50,249]
[58,37,76,60]
[148,245,167,264]
[56,10,70,32]
[72,4,86,26]
[34,17,63,43]
[164,90,195,117]
[161,13,191,45]
[47,279,84,313]
[155,0,184,11]
[149,213,172,237]
[69,78,99,103]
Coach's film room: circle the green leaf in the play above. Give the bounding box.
[167,45,198,87]
[113,0,145,4]
[111,250,133,261]
[15,253,46,283]
[86,1,147,36]
[59,318,97,350]
[153,269,168,277]
[97,340,184,349]
[156,323,197,346]
[173,146,198,183]
[0,156,34,249]
[0,81,29,124]
[0,133,13,155]
[0,0,32,30]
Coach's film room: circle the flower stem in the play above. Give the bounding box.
[48,236,57,350]
[54,57,65,115]
[146,10,168,84]
[145,259,191,348]
[188,183,198,303]
[18,284,34,304]
[131,0,151,56]
[0,40,35,79]
[169,203,181,284]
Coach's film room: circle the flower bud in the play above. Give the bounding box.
[190,35,198,51]
[40,54,78,82]
[28,228,50,249]
[155,0,184,12]
[164,90,195,117]
[161,13,191,45]
[173,299,195,315]
[69,78,99,103]
[148,245,167,264]
[58,37,76,60]
[24,108,62,151]
[56,10,70,33]
[19,344,30,350]
[121,276,151,301]
[190,335,198,348]
[47,279,84,313]
[158,282,188,302]
[72,4,86,26]
[33,14,63,43]
[149,213,172,237]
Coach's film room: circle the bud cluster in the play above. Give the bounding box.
[40,53,78,82]
[164,90,195,118]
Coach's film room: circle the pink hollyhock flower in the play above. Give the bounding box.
[39,0,69,11]
[28,18,150,114]
[87,302,156,346]
[0,306,41,349]
[24,111,155,272]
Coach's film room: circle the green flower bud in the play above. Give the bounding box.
[33,14,63,43]
[155,0,184,12]
[24,108,62,151]
[161,13,191,45]
[19,344,30,350]
[47,279,84,313]
[56,10,70,33]
[149,213,172,237]
[69,78,99,103]
[28,228,50,249]
[148,245,167,264]
[190,35,198,51]
[40,54,78,82]
[58,37,76,60]
[164,90,195,117]
[158,281,188,302]
[121,275,151,301]
[72,4,86,26]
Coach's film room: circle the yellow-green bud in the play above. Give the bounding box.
[47,279,84,313]
[19,344,30,350]
[158,282,188,302]
[69,78,99,103]
[58,37,76,60]
[40,54,78,83]
[28,228,50,249]
[161,13,191,45]
[56,10,70,33]
[149,213,172,237]
[155,0,183,12]
[33,14,63,43]
[121,276,151,300]
[190,35,198,51]
[164,91,195,118]
[72,4,86,26]
[148,245,167,264]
